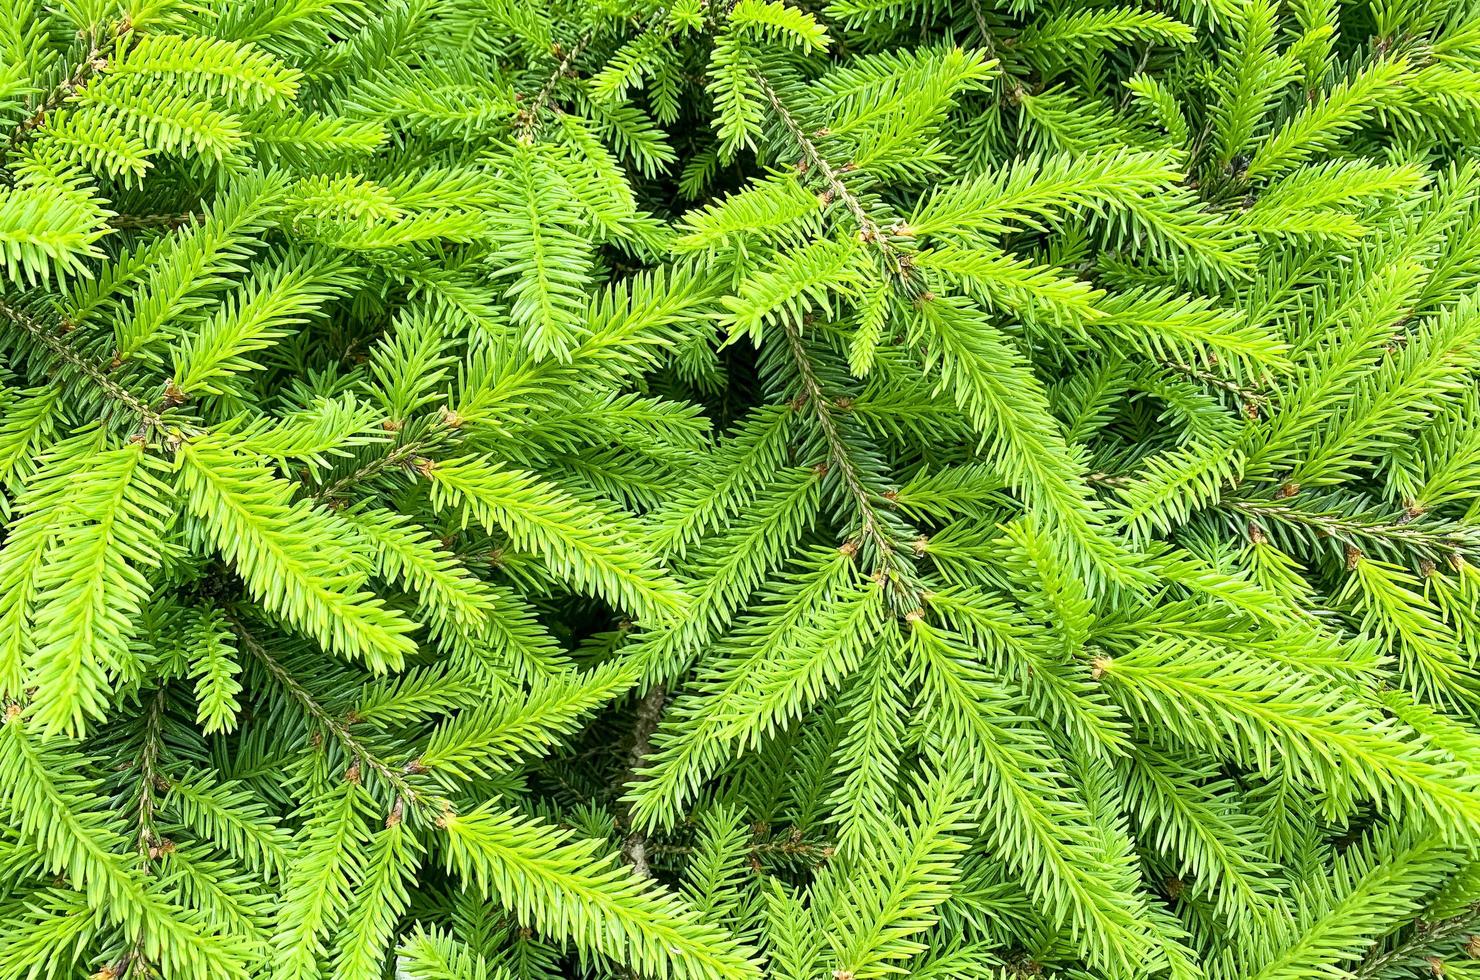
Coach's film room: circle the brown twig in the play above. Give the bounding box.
[752,71,919,288]
[109,211,201,231]
[1223,497,1478,560]
[619,685,667,878]
[780,319,917,602]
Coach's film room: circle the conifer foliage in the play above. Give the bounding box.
[3,0,1480,976]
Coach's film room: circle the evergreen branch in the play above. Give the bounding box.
[3,17,132,162]
[780,318,916,602]
[232,618,446,819]
[516,33,594,141]
[0,297,186,435]
[1225,496,1480,562]
[1354,903,1480,979]
[110,210,200,229]
[120,689,170,979]
[751,70,915,285]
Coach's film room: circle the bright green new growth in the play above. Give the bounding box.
[0,0,1479,978]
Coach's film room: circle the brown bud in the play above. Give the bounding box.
[1164,875,1184,899]
[912,291,935,308]
[413,457,437,477]
[1345,545,1363,569]
[3,704,21,724]
[162,379,186,405]
[386,798,405,828]
[381,418,403,432]
[904,608,925,625]
[1276,482,1300,499]
[838,540,858,558]
[404,758,428,775]
[912,535,929,556]
[812,461,830,476]
[1248,522,1267,545]
[438,406,464,429]
[1465,934,1480,957]
[344,761,362,785]
[1090,655,1113,680]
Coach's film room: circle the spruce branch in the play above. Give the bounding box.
[780,318,918,604]
[109,211,201,231]
[1354,904,1480,979]
[0,298,198,438]
[2,16,133,164]
[517,34,594,141]
[315,441,433,500]
[232,617,447,820]
[1224,496,1480,562]
[752,70,918,287]
[119,689,169,980]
